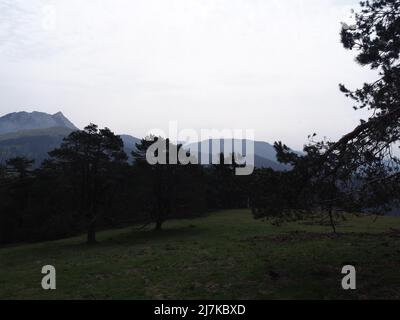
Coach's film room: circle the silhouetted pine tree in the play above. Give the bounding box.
[49,124,127,243]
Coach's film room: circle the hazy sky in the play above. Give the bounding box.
[0,0,377,149]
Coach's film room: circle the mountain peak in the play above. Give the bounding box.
[0,111,78,135]
[51,111,77,129]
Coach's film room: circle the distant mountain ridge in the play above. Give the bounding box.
[0,111,297,170]
[0,111,78,135]
[185,139,292,170]
[0,111,78,165]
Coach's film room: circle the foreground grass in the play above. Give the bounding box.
[1,209,400,299]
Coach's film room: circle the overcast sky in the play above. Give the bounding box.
[0,0,377,149]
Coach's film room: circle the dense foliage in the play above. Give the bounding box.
[0,127,255,244]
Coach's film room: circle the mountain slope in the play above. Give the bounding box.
[120,134,141,150]
[0,127,75,165]
[185,139,293,170]
[0,126,74,142]
[0,111,79,165]
[0,111,78,134]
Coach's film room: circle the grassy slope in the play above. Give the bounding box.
[1,209,400,299]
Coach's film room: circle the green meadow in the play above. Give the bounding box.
[1,210,400,299]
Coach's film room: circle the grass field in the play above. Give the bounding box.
[1,209,400,299]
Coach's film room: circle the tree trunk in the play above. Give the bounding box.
[154,220,163,231]
[87,217,97,244]
[328,207,337,234]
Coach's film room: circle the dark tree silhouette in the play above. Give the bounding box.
[132,136,207,230]
[0,162,6,181]
[132,137,177,230]
[252,0,400,231]
[251,137,358,232]
[333,0,400,186]
[318,0,400,213]
[49,124,127,243]
[6,157,34,179]
[206,152,248,209]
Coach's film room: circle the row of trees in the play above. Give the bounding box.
[0,125,253,244]
[1,0,399,244]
